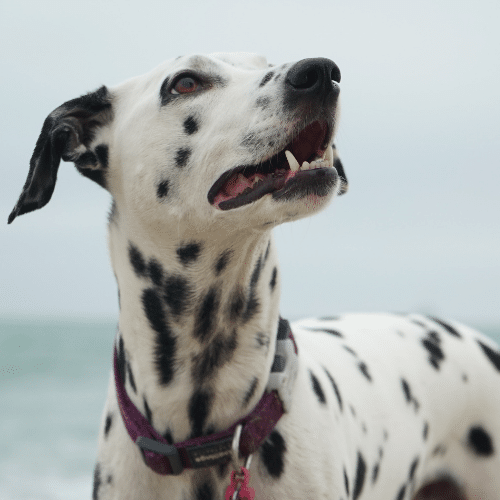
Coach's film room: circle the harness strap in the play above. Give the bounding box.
[114,317,298,475]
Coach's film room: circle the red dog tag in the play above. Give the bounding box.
[225,467,255,500]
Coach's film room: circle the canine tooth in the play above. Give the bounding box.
[324,145,334,165]
[285,150,300,172]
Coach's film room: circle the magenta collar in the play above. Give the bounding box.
[114,317,298,475]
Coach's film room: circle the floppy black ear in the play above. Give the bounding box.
[332,144,348,195]
[8,86,113,224]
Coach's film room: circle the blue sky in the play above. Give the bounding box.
[1,0,499,325]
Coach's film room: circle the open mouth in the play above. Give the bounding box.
[207,121,338,210]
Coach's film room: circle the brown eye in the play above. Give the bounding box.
[172,76,200,94]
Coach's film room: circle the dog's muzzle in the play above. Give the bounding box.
[208,58,342,211]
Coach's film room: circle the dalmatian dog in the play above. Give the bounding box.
[8,53,500,500]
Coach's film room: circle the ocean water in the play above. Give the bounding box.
[1,318,499,500]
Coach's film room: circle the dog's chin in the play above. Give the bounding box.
[207,120,342,212]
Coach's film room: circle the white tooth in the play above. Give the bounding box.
[300,161,311,171]
[285,150,300,172]
[324,145,334,165]
[309,160,318,169]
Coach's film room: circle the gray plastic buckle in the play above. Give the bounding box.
[136,436,183,475]
[266,338,298,412]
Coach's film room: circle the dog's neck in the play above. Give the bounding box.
[108,215,281,443]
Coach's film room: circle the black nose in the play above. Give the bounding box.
[286,58,341,93]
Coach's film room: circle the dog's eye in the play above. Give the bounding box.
[171,75,200,95]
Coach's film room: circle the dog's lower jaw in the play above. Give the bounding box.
[106,220,282,445]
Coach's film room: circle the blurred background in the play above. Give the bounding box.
[1,0,499,498]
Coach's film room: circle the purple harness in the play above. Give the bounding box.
[114,317,298,475]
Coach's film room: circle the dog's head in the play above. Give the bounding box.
[8,53,347,231]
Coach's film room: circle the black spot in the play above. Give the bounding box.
[92,463,101,500]
[184,115,198,135]
[428,330,440,343]
[195,481,213,500]
[344,346,357,356]
[323,367,343,411]
[395,484,406,500]
[428,316,462,338]
[148,259,164,286]
[409,457,419,481]
[250,255,262,286]
[143,397,153,423]
[256,96,271,108]
[352,452,366,500]
[116,336,126,385]
[175,147,191,168]
[104,413,113,438]
[462,373,468,382]
[157,179,169,199]
[260,430,286,478]
[189,390,212,438]
[319,316,341,321]
[269,267,278,291]
[304,327,343,337]
[410,319,427,328]
[421,331,444,370]
[129,243,146,277]
[229,287,245,320]
[243,377,259,407]
[107,475,112,484]
[401,380,412,403]
[191,330,238,382]
[343,468,350,496]
[127,362,137,393]
[309,370,326,405]
[142,288,177,385]
[243,256,262,322]
[264,240,271,262]
[468,426,494,456]
[177,242,201,265]
[432,444,447,456]
[94,144,109,169]
[358,362,372,382]
[163,275,192,317]
[423,422,429,441]
[372,463,379,483]
[194,287,219,341]
[259,71,274,87]
[255,331,270,348]
[215,249,232,276]
[401,378,419,411]
[477,340,500,372]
